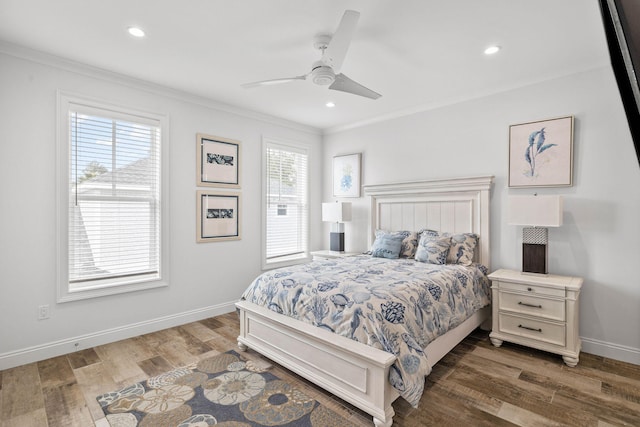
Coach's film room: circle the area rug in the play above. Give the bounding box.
[96,350,352,427]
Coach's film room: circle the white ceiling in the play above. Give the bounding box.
[0,0,611,131]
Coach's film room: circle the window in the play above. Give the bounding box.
[263,139,309,267]
[57,93,169,301]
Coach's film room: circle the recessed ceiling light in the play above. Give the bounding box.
[326,101,335,108]
[128,27,145,38]
[484,45,501,55]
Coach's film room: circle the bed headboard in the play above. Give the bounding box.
[363,176,494,269]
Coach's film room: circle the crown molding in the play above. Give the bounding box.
[323,64,609,136]
[0,40,321,136]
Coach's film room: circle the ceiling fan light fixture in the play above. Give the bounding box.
[311,63,335,86]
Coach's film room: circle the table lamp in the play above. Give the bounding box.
[321,202,352,252]
[508,195,563,274]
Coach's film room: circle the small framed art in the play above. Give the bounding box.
[508,116,574,188]
[196,134,240,187]
[333,153,361,197]
[196,191,241,242]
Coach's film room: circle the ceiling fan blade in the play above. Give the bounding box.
[323,10,359,72]
[241,75,307,88]
[329,73,381,99]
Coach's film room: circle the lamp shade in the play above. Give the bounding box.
[322,202,352,222]
[508,195,563,227]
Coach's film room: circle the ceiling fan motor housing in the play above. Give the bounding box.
[311,61,335,85]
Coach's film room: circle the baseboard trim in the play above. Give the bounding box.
[3,308,638,371]
[581,336,640,365]
[0,301,237,370]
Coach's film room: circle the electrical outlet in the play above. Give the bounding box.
[38,304,50,320]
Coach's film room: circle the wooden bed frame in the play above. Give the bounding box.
[236,176,494,426]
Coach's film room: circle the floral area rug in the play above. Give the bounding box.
[96,350,352,427]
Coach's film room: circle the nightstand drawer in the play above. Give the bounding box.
[499,292,565,321]
[499,313,566,347]
[499,281,566,298]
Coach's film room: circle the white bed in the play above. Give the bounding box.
[236,175,494,426]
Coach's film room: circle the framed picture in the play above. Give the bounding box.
[333,153,361,197]
[509,116,574,188]
[197,134,240,187]
[196,191,240,242]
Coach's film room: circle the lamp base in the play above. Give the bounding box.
[522,243,547,274]
[522,227,549,274]
[330,232,345,252]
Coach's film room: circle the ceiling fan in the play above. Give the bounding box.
[242,10,381,100]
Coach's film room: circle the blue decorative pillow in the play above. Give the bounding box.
[442,232,478,266]
[370,231,404,259]
[415,234,451,264]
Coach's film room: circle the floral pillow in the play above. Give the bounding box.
[417,228,439,239]
[399,231,419,258]
[370,231,405,259]
[442,232,478,266]
[414,233,451,265]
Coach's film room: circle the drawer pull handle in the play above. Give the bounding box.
[518,301,542,309]
[527,287,533,292]
[518,324,542,332]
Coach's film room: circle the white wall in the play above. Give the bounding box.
[323,66,640,364]
[0,47,323,368]
[1,43,638,369]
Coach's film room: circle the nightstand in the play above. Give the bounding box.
[311,250,360,261]
[488,269,583,367]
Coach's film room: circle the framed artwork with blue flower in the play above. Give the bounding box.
[333,153,361,197]
[509,116,574,188]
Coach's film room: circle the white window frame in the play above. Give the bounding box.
[262,137,311,270]
[56,91,170,302]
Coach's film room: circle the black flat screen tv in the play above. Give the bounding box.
[599,0,640,167]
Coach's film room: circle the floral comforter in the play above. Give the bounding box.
[240,255,491,407]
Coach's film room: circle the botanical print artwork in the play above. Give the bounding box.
[206,208,234,219]
[340,164,353,191]
[509,116,573,187]
[196,133,240,187]
[338,158,356,193]
[201,195,237,237]
[196,192,240,242]
[201,140,238,184]
[207,153,234,166]
[524,127,556,178]
[332,153,361,197]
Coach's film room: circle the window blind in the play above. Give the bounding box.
[265,143,309,261]
[68,110,161,290]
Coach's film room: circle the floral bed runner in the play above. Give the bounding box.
[241,255,491,407]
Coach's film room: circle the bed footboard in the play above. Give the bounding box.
[236,300,398,427]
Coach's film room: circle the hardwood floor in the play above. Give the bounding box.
[1,312,639,426]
